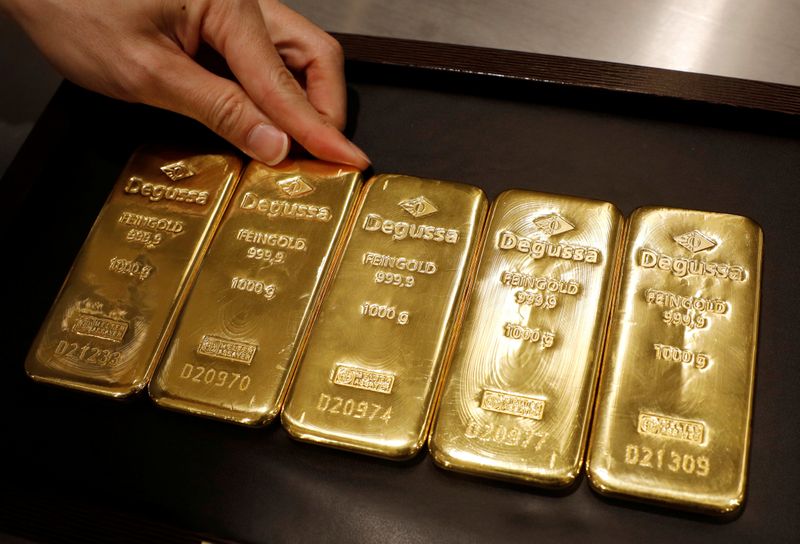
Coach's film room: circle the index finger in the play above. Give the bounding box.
[199,2,368,168]
[264,2,347,130]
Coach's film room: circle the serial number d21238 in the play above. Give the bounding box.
[54,340,121,367]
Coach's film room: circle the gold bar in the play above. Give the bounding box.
[281,174,488,459]
[429,190,623,487]
[587,207,762,514]
[149,160,362,425]
[25,148,243,397]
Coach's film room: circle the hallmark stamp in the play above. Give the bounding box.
[67,299,129,343]
[480,389,545,420]
[331,364,395,394]
[197,335,257,364]
[533,214,575,236]
[160,161,196,181]
[71,314,128,343]
[276,176,315,198]
[399,196,438,218]
[674,230,717,253]
[638,412,706,444]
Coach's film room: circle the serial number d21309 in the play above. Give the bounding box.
[623,443,709,477]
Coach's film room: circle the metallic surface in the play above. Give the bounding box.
[430,190,623,487]
[285,0,800,86]
[150,161,361,425]
[587,207,762,514]
[25,148,242,397]
[282,174,487,459]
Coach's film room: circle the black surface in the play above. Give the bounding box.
[2,63,800,543]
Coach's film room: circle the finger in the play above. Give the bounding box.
[264,3,347,130]
[200,2,369,168]
[145,49,289,166]
[282,39,347,131]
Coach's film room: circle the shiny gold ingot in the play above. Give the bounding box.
[587,207,762,514]
[281,174,487,459]
[149,161,361,425]
[429,190,623,487]
[25,148,242,397]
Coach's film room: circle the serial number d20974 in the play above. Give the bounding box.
[316,392,392,423]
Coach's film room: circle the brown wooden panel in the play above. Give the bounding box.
[334,33,800,115]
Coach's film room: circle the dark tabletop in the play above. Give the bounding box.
[2,62,799,543]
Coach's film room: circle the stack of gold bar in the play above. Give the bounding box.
[587,207,762,514]
[25,147,763,514]
[281,174,487,459]
[149,160,362,425]
[25,148,242,397]
[429,190,623,487]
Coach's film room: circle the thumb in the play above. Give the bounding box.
[144,52,289,165]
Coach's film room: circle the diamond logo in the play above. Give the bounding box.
[674,230,717,253]
[276,176,314,198]
[399,196,438,218]
[160,161,196,181]
[532,214,575,236]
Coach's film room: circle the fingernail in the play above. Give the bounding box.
[247,124,289,166]
[347,140,371,166]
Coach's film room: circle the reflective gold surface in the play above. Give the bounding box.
[429,190,623,487]
[281,174,487,459]
[587,207,762,514]
[149,160,361,425]
[25,148,242,397]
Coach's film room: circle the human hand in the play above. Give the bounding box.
[2,0,370,168]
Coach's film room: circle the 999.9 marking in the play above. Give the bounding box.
[623,443,710,477]
[374,270,415,288]
[246,246,285,265]
[179,362,250,391]
[125,227,162,249]
[316,393,392,422]
[513,289,558,309]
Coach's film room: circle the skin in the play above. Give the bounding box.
[1,0,370,168]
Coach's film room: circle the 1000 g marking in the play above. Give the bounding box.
[108,256,152,280]
[360,302,410,325]
[623,443,709,477]
[230,276,276,300]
